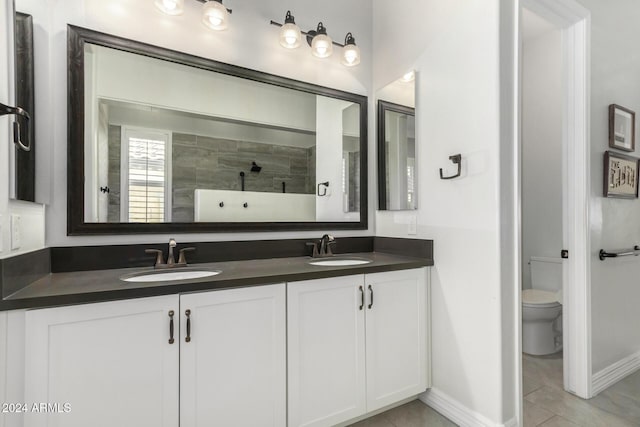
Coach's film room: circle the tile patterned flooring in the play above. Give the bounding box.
[523,352,640,426]
[349,400,456,427]
[348,352,640,427]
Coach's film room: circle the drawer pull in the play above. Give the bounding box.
[185,309,192,343]
[368,285,374,309]
[359,286,364,310]
[168,310,175,344]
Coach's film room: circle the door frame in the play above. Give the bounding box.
[519,0,592,399]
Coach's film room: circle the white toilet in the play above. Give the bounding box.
[522,257,563,355]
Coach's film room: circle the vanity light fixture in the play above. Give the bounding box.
[279,11,302,48]
[201,0,230,31]
[309,22,333,58]
[270,12,361,66]
[153,0,232,31]
[341,32,360,67]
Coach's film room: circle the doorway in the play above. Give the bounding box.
[518,0,591,419]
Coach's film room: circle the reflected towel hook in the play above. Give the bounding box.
[0,102,31,152]
[439,154,461,180]
[317,181,329,196]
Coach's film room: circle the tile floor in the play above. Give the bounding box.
[349,400,456,427]
[523,352,640,426]
[348,353,640,427]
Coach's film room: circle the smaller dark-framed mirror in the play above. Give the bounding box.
[377,100,416,211]
[10,11,36,202]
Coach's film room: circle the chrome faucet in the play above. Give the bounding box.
[307,234,336,258]
[146,239,196,269]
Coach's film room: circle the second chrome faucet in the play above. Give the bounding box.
[146,238,196,269]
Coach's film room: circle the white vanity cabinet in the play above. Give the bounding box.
[24,295,180,427]
[179,283,286,427]
[287,268,429,427]
[23,284,286,427]
[287,274,367,427]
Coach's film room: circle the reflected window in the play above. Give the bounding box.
[121,128,171,223]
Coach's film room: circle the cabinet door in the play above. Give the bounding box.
[180,284,286,427]
[365,268,427,411]
[24,295,179,427]
[288,275,366,427]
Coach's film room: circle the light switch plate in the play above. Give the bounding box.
[11,214,21,250]
[408,215,417,235]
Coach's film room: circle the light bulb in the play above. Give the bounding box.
[311,35,332,58]
[341,33,360,67]
[202,0,229,31]
[311,23,333,58]
[400,71,415,82]
[154,0,184,15]
[279,23,301,48]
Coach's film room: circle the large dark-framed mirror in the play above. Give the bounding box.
[377,100,416,211]
[67,25,368,235]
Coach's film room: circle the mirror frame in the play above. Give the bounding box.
[14,12,36,202]
[67,25,368,235]
[376,100,416,211]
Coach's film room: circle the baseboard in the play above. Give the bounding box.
[592,350,640,396]
[419,388,517,427]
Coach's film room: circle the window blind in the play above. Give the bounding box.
[127,136,166,223]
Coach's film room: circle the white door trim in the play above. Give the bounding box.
[520,0,592,399]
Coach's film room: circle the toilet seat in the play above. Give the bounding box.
[522,289,561,308]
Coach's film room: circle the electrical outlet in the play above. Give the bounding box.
[11,214,21,250]
[408,215,417,235]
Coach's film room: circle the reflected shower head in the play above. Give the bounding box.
[251,161,262,173]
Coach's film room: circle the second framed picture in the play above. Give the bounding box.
[604,151,639,199]
[609,104,636,152]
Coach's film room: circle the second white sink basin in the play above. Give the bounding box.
[122,270,221,283]
[308,258,372,267]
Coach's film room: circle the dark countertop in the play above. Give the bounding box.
[0,252,432,311]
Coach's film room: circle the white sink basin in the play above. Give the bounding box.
[308,258,372,267]
[122,270,221,283]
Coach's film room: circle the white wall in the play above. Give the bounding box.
[15,0,372,246]
[521,29,562,289]
[0,0,45,260]
[574,0,640,374]
[91,44,318,132]
[315,96,352,221]
[373,0,517,424]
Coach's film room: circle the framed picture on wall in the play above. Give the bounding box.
[609,104,636,152]
[604,151,639,198]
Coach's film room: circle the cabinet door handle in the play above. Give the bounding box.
[368,285,374,309]
[359,286,364,310]
[185,309,192,343]
[168,310,175,344]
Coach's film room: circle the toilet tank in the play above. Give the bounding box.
[530,257,563,292]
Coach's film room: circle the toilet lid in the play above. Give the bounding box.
[522,289,560,306]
